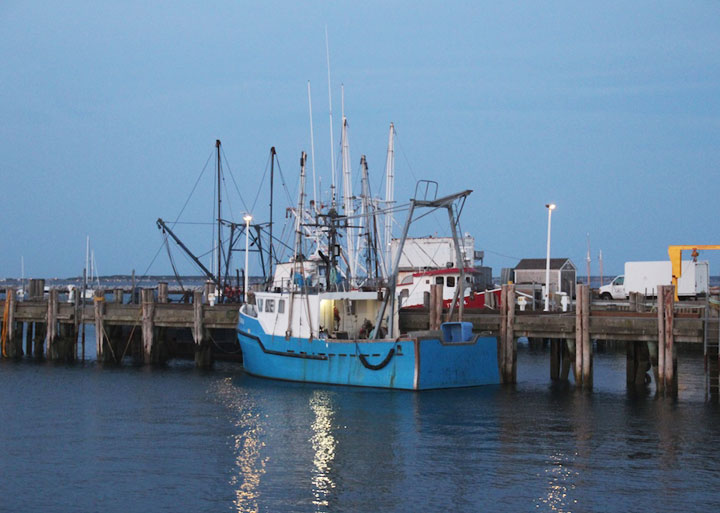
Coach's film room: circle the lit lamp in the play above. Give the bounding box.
[243,214,252,302]
[544,203,556,311]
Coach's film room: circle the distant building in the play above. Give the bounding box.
[514,258,577,299]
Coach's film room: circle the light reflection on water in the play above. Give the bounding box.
[309,391,337,511]
[214,377,268,513]
[0,346,719,512]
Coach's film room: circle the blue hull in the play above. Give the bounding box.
[237,314,499,390]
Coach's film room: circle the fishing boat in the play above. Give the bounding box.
[397,266,501,310]
[237,156,500,390]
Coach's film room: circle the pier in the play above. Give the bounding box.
[1,280,718,399]
[402,284,719,398]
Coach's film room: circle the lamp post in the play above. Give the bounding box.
[544,203,556,311]
[243,214,252,302]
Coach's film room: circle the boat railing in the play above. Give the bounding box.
[240,303,258,318]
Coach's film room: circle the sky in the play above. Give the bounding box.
[1,1,719,280]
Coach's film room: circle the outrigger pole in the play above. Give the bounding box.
[370,184,472,339]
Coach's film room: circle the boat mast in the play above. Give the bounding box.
[360,156,374,281]
[295,152,307,260]
[216,139,222,291]
[341,115,355,285]
[383,123,395,279]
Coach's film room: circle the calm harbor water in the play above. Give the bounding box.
[1,340,719,513]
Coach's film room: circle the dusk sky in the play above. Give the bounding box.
[2,1,719,279]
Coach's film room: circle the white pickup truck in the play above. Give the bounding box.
[599,260,709,300]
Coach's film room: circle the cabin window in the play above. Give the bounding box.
[265,299,275,313]
[435,276,444,286]
[278,299,285,313]
[425,279,430,284]
[257,299,264,312]
[466,276,471,283]
[447,276,456,288]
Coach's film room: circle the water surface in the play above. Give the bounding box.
[0,345,718,512]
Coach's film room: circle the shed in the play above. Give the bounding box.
[514,258,577,299]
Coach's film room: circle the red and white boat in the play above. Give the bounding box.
[397,266,501,310]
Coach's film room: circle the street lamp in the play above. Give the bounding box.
[544,203,556,311]
[243,214,252,303]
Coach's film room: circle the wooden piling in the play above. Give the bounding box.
[499,285,508,382]
[575,286,584,386]
[550,339,561,380]
[498,284,516,383]
[429,284,438,330]
[657,286,667,393]
[25,321,33,357]
[158,282,169,304]
[506,283,516,383]
[28,279,45,301]
[4,287,23,358]
[114,288,124,304]
[663,285,676,395]
[141,288,155,364]
[45,288,58,359]
[193,290,212,368]
[94,289,107,362]
[581,284,592,388]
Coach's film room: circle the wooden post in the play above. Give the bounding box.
[664,285,676,395]
[94,289,107,362]
[434,284,443,330]
[499,285,508,382]
[581,284,592,389]
[550,339,561,380]
[575,285,584,386]
[657,285,666,394]
[506,283,516,383]
[626,340,637,385]
[158,282,169,304]
[29,279,45,301]
[193,290,212,368]
[4,287,20,358]
[25,321,34,357]
[73,289,80,360]
[141,288,155,364]
[44,288,58,359]
[429,284,438,330]
[114,288,124,304]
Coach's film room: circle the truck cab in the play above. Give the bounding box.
[599,275,625,300]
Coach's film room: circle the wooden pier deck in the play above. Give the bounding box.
[1,280,718,399]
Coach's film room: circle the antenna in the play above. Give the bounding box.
[307,81,318,209]
[325,26,337,208]
[341,111,355,284]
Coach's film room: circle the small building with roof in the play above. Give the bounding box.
[513,258,577,299]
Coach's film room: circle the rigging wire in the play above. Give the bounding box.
[136,150,216,285]
[219,145,250,214]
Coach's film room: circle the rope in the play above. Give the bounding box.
[118,311,143,361]
[208,330,242,354]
